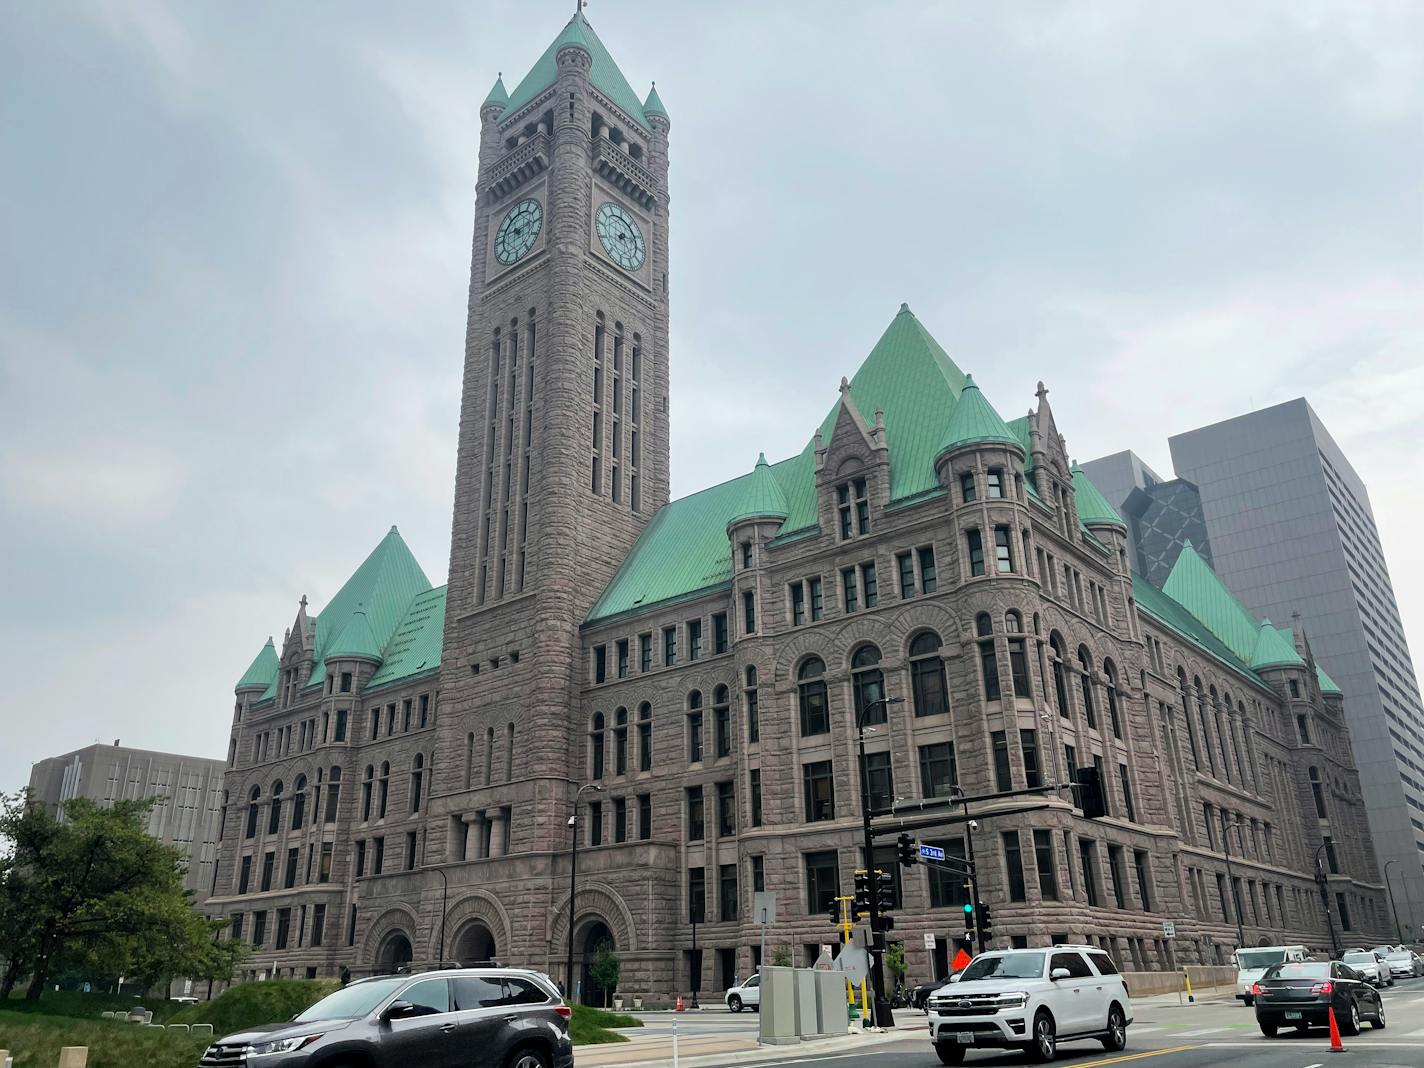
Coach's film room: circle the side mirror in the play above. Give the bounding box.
[1050,968,1072,981]
[382,1000,416,1021]
[947,973,961,984]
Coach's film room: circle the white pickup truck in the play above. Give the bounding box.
[1235,945,1307,1005]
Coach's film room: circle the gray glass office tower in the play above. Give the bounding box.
[1170,398,1424,934]
[1079,450,1214,588]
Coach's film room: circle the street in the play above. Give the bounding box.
[640,976,1424,1068]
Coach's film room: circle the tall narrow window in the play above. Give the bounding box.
[687,692,704,763]
[803,760,835,822]
[918,546,938,593]
[686,786,704,840]
[852,645,886,725]
[749,768,763,826]
[837,477,869,538]
[713,613,728,654]
[919,742,957,798]
[991,730,1012,791]
[791,582,806,624]
[742,590,757,634]
[809,576,824,621]
[1006,611,1031,698]
[745,666,760,744]
[713,685,731,758]
[798,658,829,736]
[860,561,878,608]
[994,526,1014,573]
[1118,763,1136,822]
[967,529,985,576]
[1002,831,1027,901]
[1078,647,1097,728]
[986,468,1004,498]
[1020,729,1041,788]
[909,631,949,717]
[639,633,652,672]
[897,552,915,599]
[614,707,629,775]
[1104,660,1122,738]
[841,567,859,613]
[590,712,606,779]
[687,619,703,660]
[410,754,424,813]
[977,613,1001,701]
[663,626,677,666]
[1034,829,1059,900]
[960,471,977,503]
[638,703,653,771]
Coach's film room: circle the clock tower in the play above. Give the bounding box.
[434,11,670,871]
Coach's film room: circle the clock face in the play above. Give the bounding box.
[494,198,543,265]
[595,202,647,271]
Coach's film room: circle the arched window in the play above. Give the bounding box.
[292,775,307,831]
[361,766,374,821]
[852,645,886,725]
[411,754,425,813]
[713,685,731,758]
[218,790,229,842]
[976,613,1001,702]
[378,761,390,819]
[590,712,606,780]
[745,666,760,743]
[1050,634,1070,718]
[686,692,704,763]
[484,727,495,785]
[245,786,260,839]
[909,632,948,718]
[268,780,284,835]
[1006,612,1031,698]
[1209,684,1231,780]
[638,702,653,771]
[1309,766,1327,819]
[1103,659,1122,738]
[1193,678,1216,775]
[464,732,475,789]
[325,767,341,823]
[614,707,629,775]
[1077,646,1096,728]
[228,738,236,767]
[1178,669,1201,769]
[505,722,515,781]
[798,657,829,736]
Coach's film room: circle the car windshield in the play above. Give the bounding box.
[1237,950,1288,970]
[1387,950,1411,958]
[293,977,408,1022]
[1342,952,1374,964]
[958,952,1045,982]
[1265,962,1329,980]
[1371,947,1393,955]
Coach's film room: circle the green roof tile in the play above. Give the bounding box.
[1161,542,1262,664]
[503,13,650,131]
[1132,574,1264,687]
[236,638,279,691]
[937,373,1020,455]
[1072,463,1128,530]
[1317,663,1343,695]
[1251,619,1306,670]
[643,83,668,120]
[367,585,446,690]
[726,453,789,527]
[482,74,509,113]
[326,609,383,662]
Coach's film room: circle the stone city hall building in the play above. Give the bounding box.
[208,11,1390,996]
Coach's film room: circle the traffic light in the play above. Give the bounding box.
[876,870,896,912]
[977,901,994,940]
[897,832,919,868]
[1072,765,1108,819]
[962,900,976,937]
[826,899,842,927]
[853,870,872,917]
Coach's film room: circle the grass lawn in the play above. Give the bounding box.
[0,1010,207,1068]
[569,1003,642,1044]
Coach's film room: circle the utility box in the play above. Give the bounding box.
[812,970,849,1037]
[758,966,799,1046]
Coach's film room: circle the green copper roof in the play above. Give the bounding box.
[1161,542,1262,664]
[937,373,1020,455]
[727,453,789,527]
[1251,619,1306,670]
[643,83,668,120]
[1072,463,1128,530]
[1316,663,1343,695]
[327,610,383,662]
[503,13,650,131]
[1132,574,1262,687]
[236,638,279,691]
[482,75,508,113]
[367,585,446,690]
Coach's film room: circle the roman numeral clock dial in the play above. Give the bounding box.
[494,198,543,265]
[595,202,646,272]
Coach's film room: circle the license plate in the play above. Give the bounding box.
[955,1032,974,1043]
[1285,1011,1302,1020]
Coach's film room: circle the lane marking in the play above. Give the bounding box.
[1301,1062,1323,1068]
[1056,1047,1206,1068]
[1173,1027,1227,1036]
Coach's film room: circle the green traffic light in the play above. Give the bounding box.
[963,903,973,914]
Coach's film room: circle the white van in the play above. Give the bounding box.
[1235,945,1308,1004]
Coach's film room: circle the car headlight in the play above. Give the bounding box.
[996,992,1030,1009]
[248,1034,324,1057]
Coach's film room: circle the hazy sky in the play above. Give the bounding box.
[2,1,1421,794]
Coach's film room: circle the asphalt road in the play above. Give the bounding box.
[690,976,1424,1068]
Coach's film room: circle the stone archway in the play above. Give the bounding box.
[453,922,498,966]
[377,931,414,974]
[578,919,616,1006]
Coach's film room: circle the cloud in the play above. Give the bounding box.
[0,442,189,528]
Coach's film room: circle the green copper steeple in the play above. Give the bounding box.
[726,453,790,528]
[502,12,651,130]
[1071,463,1128,530]
[327,609,383,663]
[482,74,509,113]
[1251,620,1306,670]
[236,637,279,691]
[643,83,668,121]
[936,373,1019,456]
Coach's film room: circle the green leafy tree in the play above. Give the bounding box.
[770,945,792,968]
[589,941,620,1008]
[0,791,243,1000]
[886,942,907,984]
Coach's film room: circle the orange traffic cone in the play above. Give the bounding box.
[675,994,685,1012]
[1327,1005,1346,1053]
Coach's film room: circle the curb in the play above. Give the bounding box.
[574,1028,904,1067]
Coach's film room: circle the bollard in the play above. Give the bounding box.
[1182,969,1195,1004]
[672,1019,679,1068]
[58,1048,89,1068]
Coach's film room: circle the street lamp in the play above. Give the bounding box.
[1219,814,1246,953]
[948,786,984,955]
[689,878,704,1009]
[565,782,604,1002]
[1384,859,1404,944]
[1313,842,1342,959]
[856,693,905,1030]
[430,865,449,965]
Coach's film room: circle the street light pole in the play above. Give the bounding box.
[430,865,449,965]
[1314,842,1341,959]
[1385,859,1404,944]
[950,787,984,955]
[1220,815,1246,952]
[565,782,603,1002]
[857,694,904,1029]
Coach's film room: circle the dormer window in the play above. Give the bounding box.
[837,477,869,539]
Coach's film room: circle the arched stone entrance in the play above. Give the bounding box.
[377,932,413,974]
[578,919,615,1006]
[453,922,497,966]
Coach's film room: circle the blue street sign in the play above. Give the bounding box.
[919,844,946,862]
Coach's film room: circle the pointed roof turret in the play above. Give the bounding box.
[503,12,651,130]
[936,373,1020,457]
[1072,463,1128,530]
[643,82,668,121]
[1316,664,1343,696]
[1161,542,1262,663]
[482,74,509,114]
[1251,619,1306,670]
[327,608,384,663]
[726,453,790,529]
[236,637,279,692]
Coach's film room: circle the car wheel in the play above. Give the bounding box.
[1372,1002,1387,1030]
[728,995,742,1013]
[1243,996,1255,1006]
[1100,1004,1127,1052]
[934,1042,966,1065]
[1259,1020,1278,1037]
[1339,1001,1361,1037]
[1025,1010,1057,1063]
[505,1048,550,1068]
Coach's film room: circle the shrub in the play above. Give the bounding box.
[168,979,337,1036]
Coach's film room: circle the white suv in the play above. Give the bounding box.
[725,973,761,1012]
[927,945,1132,1064]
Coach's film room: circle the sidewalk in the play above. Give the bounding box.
[574,1023,908,1067]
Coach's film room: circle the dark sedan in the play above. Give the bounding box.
[1253,960,1385,1037]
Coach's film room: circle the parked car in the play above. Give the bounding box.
[1253,959,1384,1037]
[910,978,948,1011]
[1341,949,1392,986]
[724,974,761,1012]
[1233,946,1307,1005]
[926,945,1131,1064]
[1382,947,1423,979]
[197,967,572,1068]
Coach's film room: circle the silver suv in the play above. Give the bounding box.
[198,967,573,1068]
[927,945,1132,1064]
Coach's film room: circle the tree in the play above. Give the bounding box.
[0,791,244,999]
[589,941,620,1008]
[885,941,907,986]
[770,945,792,968]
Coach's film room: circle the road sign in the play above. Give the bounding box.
[753,891,777,927]
[951,948,973,971]
[923,932,937,950]
[1162,921,1176,938]
[834,943,870,985]
[919,844,947,862]
[814,946,834,970]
